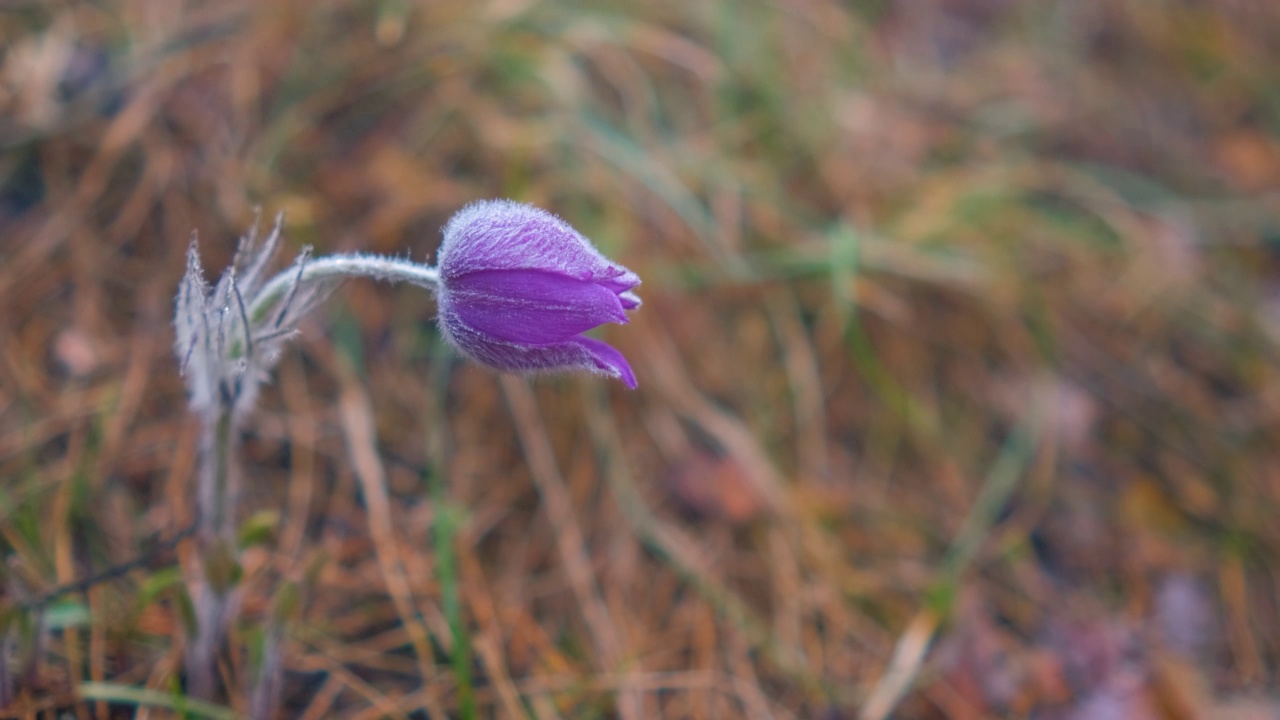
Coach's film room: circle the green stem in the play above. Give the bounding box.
[209,410,233,541]
[186,406,241,700]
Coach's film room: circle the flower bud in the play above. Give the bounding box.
[436,200,640,388]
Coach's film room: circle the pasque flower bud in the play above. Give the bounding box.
[436,200,640,388]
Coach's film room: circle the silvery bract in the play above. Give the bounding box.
[173,212,333,419]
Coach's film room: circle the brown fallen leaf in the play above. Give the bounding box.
[663,450,768,524]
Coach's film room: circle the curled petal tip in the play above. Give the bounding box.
[619,291,642,310]
[574,337,637,389]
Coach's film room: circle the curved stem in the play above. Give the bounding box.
[249,254,440,324]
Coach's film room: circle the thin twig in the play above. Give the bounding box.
[18,522,199,612]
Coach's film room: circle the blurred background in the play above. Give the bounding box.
[2,1,1280,717]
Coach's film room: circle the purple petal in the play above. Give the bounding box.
[439,200,641,290]
[593,266,641,294]
[438,311,637,388]
[618,291,641,310]
[569,336,636,389]
[446,269,627,345]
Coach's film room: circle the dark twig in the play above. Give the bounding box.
[17,521,199,612]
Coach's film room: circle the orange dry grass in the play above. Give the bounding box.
[2,1,1280,718]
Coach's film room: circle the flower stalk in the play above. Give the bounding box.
[247,254,440,325]
[173,200,639,700]
[185,406,239,700]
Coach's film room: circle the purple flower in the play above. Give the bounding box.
[435,200,640,388]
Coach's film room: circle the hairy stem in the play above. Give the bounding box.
[186,406,243,700]
[249,254,440,324]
